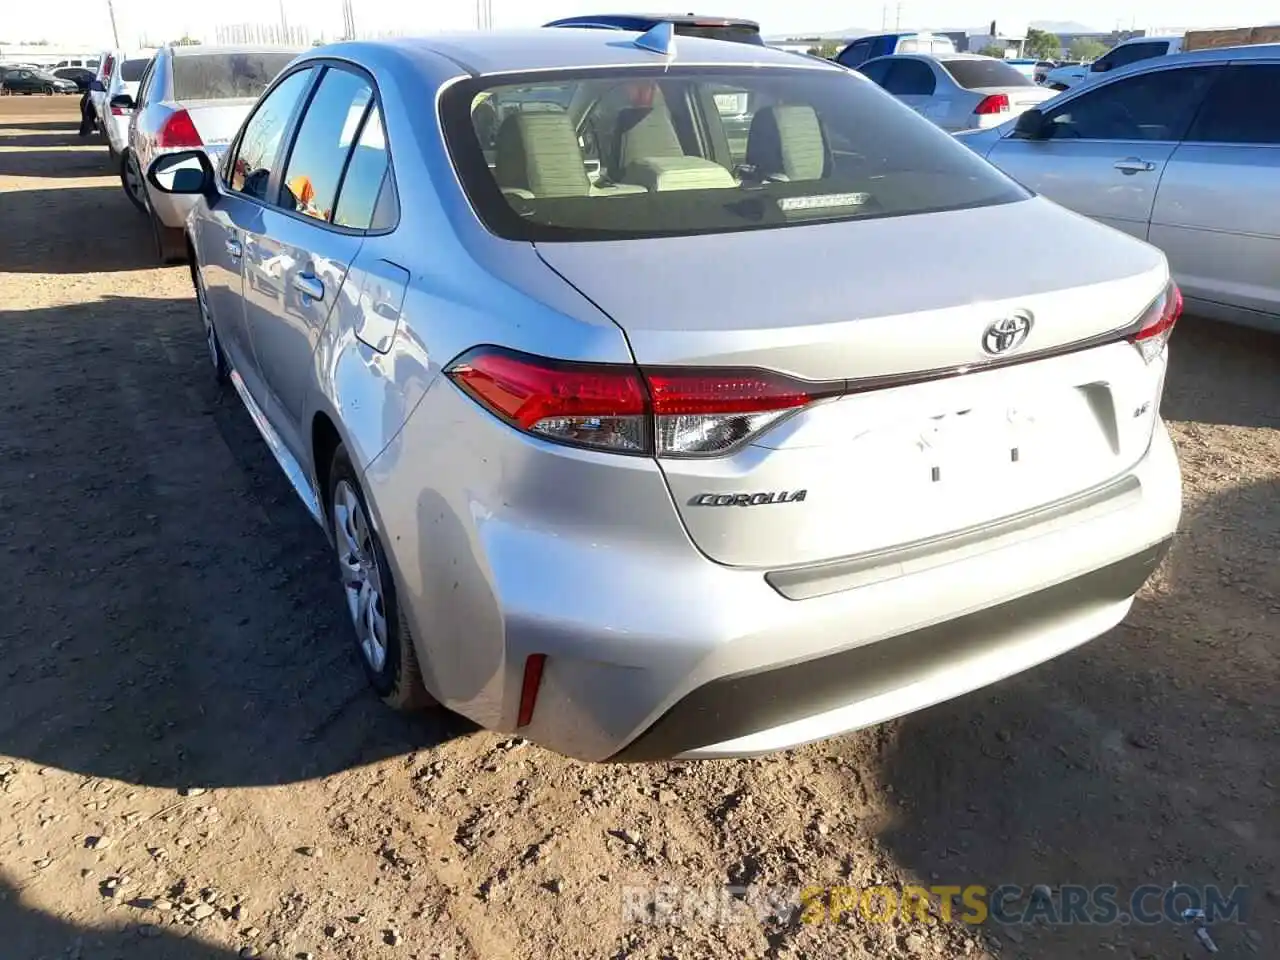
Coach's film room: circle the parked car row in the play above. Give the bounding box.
[0,65,79,94]
[958,42,1280,333]
[138,25,1184,761]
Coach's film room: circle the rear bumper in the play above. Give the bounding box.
[613,536,1170,760]
[150,190,198,230]
[377,396,1181,761]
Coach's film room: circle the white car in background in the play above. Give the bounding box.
[1043,36,1184,90]
[856,53,1054,132]
[98,54,155,158]
[119,44,300,263]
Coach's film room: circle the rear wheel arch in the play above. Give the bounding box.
[311,411,344,517]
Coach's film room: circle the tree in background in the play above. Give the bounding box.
[806,41,842,58]
[977,44,1008,58]
[1025,28,1062,59]
[1069,38,1109,61]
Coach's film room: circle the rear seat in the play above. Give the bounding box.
[493,111,646,199]
[744,105,830,181]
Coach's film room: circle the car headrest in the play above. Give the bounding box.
[744,105,829,181]
[493,111,591,198]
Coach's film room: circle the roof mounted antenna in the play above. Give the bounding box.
[633,20,677,58]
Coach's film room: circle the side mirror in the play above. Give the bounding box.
[109,93,134,110]
[147,150,215,197]
[1013,108,1047,140]
[89,79,105,92]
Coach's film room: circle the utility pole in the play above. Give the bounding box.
[279,0,289,42]
[895,2,902,30]
[105,0,120,47]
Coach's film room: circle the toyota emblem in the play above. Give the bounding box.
[982,312,1033,355]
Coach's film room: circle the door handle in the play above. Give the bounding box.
[292,273,325,301]
[1114,158,1156,174]
[225,238,242,259]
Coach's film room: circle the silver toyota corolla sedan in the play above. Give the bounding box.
[958,43,1280,334]
[146,27,1182,761]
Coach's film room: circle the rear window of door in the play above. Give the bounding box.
[332,103,397,230]
[836,39,873,68]
[172,51,298,101]
[1040,67,1217,141]
[857,59,893,87]
[120,59,149,83]
[1186,64,1280,145]
[1096,41,1168,73]
[882,60,936,96]
[228,68,314,201]
[278,67,374,222]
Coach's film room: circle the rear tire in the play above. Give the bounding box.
[43,84,54,95]
[328,445,436,712]
[192,266,228,385]
[120,150,148,214]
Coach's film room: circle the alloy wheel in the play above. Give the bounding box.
[333,480,388,673]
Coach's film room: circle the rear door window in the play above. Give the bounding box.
[120,59,149,82]
[835,39,874,67]
[278,67,373,222]
[1041,67,1217,141]
[1186,64,1280,145]
[882,60,936,96]
[172,51,298,101]
[857,59,893,87]
[332,104,396,229]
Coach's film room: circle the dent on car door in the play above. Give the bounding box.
[240,66,377,462]
[1150,64,1280,325]
[985,65,1218,241]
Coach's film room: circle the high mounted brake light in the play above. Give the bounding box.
[444,347,837,457]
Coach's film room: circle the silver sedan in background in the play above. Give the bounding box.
[120,44,300,262]
[145,29,1180,761]
[855,53,1054,132]
[958,43,1280,333]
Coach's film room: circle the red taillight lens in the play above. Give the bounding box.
[1127,281,1182,362]
[110,104,127,116]
[975,93,1011,115]
[157,109,203,149]
[445,348,649,453]
[445,347,831,457]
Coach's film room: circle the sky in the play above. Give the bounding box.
[2,0,1275,50]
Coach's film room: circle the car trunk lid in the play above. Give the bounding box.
[534,196,1171,569]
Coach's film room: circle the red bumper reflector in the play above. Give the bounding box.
[517,654,546,728]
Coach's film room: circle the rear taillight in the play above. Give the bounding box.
[110,104,127,116]
[445,347,834,457]
[1127,281,1182,363]
[157,109,203,149]
[974,93,1011,115]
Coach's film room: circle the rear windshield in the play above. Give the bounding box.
[674,24,764,46]
[443,66,1028,242]
[172,51,298,101]
[940,59,1034,88]
[120,59,149,82]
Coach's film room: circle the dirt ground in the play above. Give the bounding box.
[0,97,1276,960]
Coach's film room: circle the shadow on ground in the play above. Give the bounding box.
[0,146,113,179]
[1163,316,1280,429]
[0,297,470,790]
[1,873,247,960]
[0,184,161,273]
[0,131,98,148]
[0,119,79,131]
[871,398,1278,959]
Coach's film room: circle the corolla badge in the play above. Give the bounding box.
[690,491,808,507]
[982,311,1034,355]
